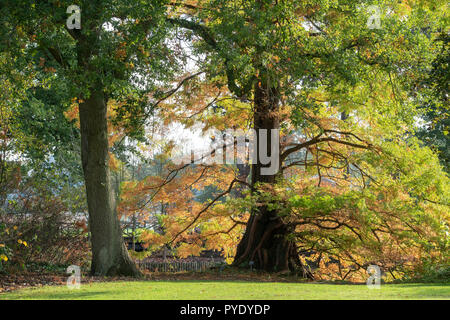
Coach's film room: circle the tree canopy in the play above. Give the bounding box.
[0,0,448,281]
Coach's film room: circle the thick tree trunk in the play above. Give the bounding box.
[234,210,312,275]
[233,81,312,277]
[79,89,141,277]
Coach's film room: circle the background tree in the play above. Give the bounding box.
[414,32,449,172]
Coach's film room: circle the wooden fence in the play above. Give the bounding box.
[135,260,222,272]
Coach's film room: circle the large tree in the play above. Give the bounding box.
[0,0,178,276]
[162,0,449,274]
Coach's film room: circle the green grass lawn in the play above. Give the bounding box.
[1,281,449,300]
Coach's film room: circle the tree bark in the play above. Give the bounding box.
[79,89,141,277]
[233,80,312,277]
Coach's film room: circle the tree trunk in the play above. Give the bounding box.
[233,81,312,277]
[79,89,141,277]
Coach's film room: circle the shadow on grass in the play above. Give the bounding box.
[385,283,450,288]
[11,290,107,300]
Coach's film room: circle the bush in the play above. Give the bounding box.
[0,223,13,272]
[0,171,90,273]
[411,263,450,283]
